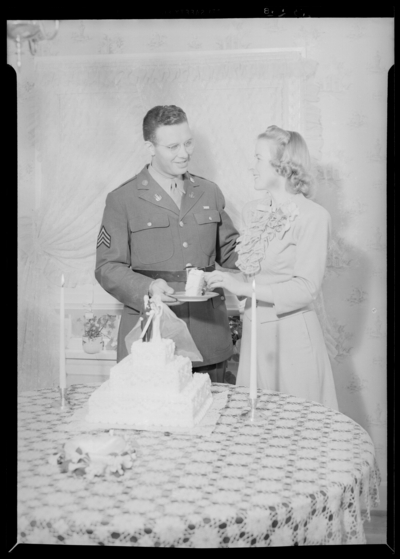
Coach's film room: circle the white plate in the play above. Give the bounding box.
[172,291,219,302]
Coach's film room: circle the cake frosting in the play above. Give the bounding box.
[185,268,206,296]
[86,337,213,430]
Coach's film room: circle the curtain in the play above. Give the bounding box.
[18,50,324,391]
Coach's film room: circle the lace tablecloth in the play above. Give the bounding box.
[17,384,380,547]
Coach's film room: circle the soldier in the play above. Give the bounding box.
[95,105,239,383]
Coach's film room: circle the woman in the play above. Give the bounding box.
[206,126,339,410]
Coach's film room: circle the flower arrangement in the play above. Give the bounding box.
[229,315,242,345]
[228,315,242,362]
[83,313,114,340]
[48,435,137,480]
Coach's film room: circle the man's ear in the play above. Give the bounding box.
[145,141,155,157]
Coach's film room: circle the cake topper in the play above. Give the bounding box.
[125,294,203,361]
[140,295,163,342]
[150,295,162,341]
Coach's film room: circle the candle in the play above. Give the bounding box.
[250,278,257,399]
[60,274,66,389]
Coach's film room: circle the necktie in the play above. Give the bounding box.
[170,181,182,208]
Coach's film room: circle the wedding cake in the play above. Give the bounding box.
[185,267,206,296]
[86,337,212,430]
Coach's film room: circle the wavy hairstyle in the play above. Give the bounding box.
[258,125,314,198]
[143,105,188,143]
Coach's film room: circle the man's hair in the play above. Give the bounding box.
[143,105,188,143]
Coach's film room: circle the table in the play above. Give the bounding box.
[17,384,380,547]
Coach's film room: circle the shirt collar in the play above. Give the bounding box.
[148,164,186,192]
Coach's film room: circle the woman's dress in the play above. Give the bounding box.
[235,193,339,410]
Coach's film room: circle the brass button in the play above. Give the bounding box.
[190,177,195,182]
[221,296,225,301]
[179,221,184,227]
[209,216,213,221]
[182,242,188,248]
[142,180,148,186]
[147,222,152,226]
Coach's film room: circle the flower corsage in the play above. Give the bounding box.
[235,201,299,275]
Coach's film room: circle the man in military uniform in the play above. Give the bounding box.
[95,105,239,383]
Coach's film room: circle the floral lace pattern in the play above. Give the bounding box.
[236,200,300,275]
[17,384,380,547]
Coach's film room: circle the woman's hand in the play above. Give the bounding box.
[205,271,250,297]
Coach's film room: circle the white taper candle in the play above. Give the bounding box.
[60,274,66,389]
[250,278,257,399]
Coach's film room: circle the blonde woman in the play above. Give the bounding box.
[206,126,338,410]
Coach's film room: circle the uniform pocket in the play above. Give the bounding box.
[129,215,174,264]
[194,210,220,256]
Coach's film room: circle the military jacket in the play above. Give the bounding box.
[95,165,239,365]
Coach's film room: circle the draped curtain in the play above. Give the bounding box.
[18,50,323,391]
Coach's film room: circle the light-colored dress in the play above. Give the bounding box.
[236,192,339,410]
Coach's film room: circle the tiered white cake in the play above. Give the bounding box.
[86,337,212,429]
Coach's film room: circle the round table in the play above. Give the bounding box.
[17,384,380,547]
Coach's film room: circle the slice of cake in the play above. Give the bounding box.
[185,268,206,296]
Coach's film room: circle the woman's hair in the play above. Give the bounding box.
[258,125,314,198]
[143,105,188,143]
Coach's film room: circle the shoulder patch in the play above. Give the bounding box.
[97,225,111,249]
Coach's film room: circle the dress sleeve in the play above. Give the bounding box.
[95,192,152,311]
[215,184,240,269]
[270,205,331,315]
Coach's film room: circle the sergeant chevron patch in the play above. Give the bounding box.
[97,225,111,249]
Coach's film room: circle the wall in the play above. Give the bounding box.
[13,18,393,508]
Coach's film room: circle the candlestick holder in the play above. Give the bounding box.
[52,387,71,411]
[239,397,269,424]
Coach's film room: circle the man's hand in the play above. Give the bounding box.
[148,278,182,304]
